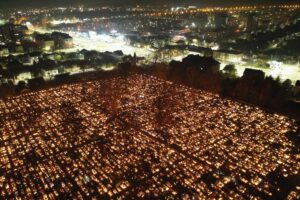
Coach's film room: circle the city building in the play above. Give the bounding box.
[51,32,73,49]
[0,45,9,56]
[0,23,28,43]
[188,46,213,57]
[213,50,244,63]
[214,13,229,29]
[242,68,265,82]
[15,71,32,84]
[182,54,221,74]
[35,34,55,51]
[246,13,258,31]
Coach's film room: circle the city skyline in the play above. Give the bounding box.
[1,0,300,8]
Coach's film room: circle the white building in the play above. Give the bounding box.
[213,50,244,63]
[15,72,32,84]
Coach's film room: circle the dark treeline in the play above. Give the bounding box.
[140,56,300,119]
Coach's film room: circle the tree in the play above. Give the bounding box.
[223,64,237,78]
[16,81,27,93]
[281,79,294,97]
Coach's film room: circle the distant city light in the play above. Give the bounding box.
[110,29,118,34]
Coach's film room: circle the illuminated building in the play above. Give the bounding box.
[213,50,244,63]
[0,46,9,56]
[35,34,55,52]
[0,23,28,43]
[51,32,73,49]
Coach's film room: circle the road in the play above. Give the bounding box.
[29,26,300,83]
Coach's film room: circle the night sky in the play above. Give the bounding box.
[0,0,299,8]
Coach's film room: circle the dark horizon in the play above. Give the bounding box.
[1,0,300,9]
